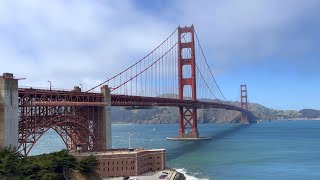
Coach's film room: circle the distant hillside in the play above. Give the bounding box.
[111,101,319,124]
[298,109,320,118]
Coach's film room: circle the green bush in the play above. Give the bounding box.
[0,147,99,179]
[0,146,22,175]
[76,155,98,172]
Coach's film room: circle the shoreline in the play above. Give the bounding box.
[272,118,320,121]
[112,119,320,125]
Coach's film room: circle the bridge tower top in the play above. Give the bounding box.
[177,25,196,100]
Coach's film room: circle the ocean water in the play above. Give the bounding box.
[30,121,320,180]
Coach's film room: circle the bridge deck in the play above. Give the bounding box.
[18,88,246,113]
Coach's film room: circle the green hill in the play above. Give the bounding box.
[111,101,319,123]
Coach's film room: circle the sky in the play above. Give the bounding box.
[0,0,319,110]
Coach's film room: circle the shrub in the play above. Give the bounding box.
[0,146,22,175]
[76,155,98,172]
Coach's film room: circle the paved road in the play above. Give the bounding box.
[106,170,176,180]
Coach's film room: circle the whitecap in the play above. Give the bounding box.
[175,168,209,180]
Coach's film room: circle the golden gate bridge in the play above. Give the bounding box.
[0,25,256,156]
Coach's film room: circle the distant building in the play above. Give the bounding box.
[73,148,166,178]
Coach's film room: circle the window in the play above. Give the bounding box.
[108,168,109,171]
[157,157,160,159]
[157,162,160,165]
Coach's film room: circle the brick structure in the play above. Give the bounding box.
[73,148,166,178]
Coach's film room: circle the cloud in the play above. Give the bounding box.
[0,0,175,89]
[174,0,320,69]
[0,0,319,92]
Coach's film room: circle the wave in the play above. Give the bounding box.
[175,168,209,180]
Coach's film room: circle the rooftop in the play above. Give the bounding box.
[71,148,165,156]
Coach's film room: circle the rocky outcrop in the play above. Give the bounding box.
[173,171,186,180]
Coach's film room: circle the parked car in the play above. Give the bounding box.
[159,174,168,179]
[123,176,130,180]
[162,171,169,174]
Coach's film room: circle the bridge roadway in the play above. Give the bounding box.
[18,88,247,113]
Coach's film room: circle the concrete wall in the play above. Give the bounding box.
[101,85,112,149]
[0,73,18,148]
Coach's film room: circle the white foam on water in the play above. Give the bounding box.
[175,168,209,180]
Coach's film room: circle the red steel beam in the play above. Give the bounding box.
[20,101,107,107]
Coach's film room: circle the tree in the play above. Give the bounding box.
[20,149,77,179]
[0,146,22,175]
[76,155,98,172]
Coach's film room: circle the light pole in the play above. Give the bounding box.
[128,132,133,149]
[47,80,52,91]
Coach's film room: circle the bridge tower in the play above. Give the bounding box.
[0,73,19,148]
[240,84,249,123]
[177,25,199,138]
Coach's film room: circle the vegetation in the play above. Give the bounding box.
[0,147,98,180]
[77,155,98,172]
[0,146,22,177]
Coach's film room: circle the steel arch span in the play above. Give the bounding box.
[18,115,98,156]
[18,89,107,156]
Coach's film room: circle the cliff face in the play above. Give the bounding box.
[111,103,320,124]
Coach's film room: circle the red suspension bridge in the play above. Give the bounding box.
[0,25,256,156]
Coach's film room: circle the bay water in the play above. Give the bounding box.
[30,120,320,179]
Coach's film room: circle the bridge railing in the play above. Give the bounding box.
[18,86,101,94]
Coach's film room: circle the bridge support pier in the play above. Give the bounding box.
[101,85,112,149]
[0,73,18,148]
[167,25,211,141]
[179,107,199,138]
